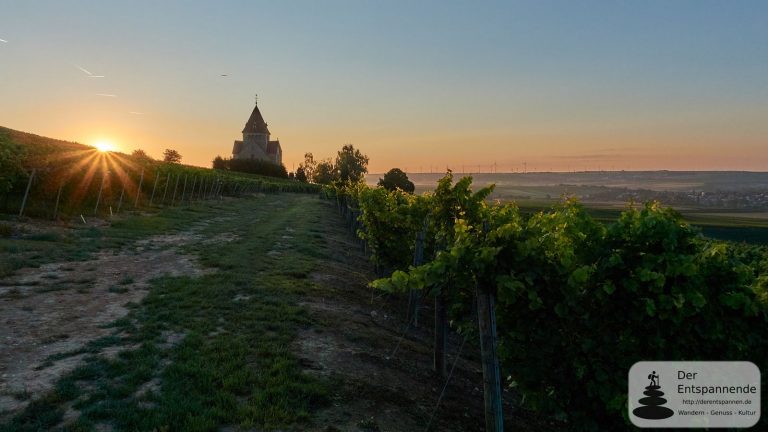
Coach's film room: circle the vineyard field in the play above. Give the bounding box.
[339,173,768,430]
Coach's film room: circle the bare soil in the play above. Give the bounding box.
[0,222,213,419]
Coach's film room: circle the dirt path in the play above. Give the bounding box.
[0,219,222,418]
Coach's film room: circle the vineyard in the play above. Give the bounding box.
[0,127,318,221]
[329,172,768,430]
[3,125,767,430]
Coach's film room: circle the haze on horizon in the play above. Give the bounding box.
[1,1,766,172]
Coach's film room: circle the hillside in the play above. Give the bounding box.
[0,127,315,221]
[0,127,92,159]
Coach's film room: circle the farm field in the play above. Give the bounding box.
[0,193,555,431]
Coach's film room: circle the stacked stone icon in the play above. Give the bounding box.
[633,372,674,420]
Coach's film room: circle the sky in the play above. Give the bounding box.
[1,0,767,172]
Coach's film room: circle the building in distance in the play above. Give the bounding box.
[231,101,282,165]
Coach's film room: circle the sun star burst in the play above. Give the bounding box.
[94,140,115,153]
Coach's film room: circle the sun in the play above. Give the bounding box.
[93,140,115,153]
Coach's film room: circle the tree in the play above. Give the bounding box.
[131,149,153,162]
[302,152,316,182]
[335,144,369,184]
[313,159,338,185]
[212,155,229,170]
[163,149,182,164]
[378,168,415,193]
[295,166,308,182]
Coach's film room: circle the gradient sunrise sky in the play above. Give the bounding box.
[1,1,766,172]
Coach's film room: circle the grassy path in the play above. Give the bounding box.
[2,194,332,431]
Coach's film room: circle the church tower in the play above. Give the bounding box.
[231,97,282,164]
[241,102,270,151]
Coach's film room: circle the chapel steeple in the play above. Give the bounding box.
[242,97,271,135]
[231,95,282,165]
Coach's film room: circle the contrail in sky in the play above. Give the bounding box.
[129,111,145,115]
[76,64,104,77]
[0,39,7,43]
[96,93,117,97]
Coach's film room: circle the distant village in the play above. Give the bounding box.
[583,187,768,210]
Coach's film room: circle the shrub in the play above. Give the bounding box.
[378,168,414,193]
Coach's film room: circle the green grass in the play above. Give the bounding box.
[25,231,65,242]
[0,204,217,278]
[1,194,330,431]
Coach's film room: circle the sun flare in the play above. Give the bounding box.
[94,140,115,153]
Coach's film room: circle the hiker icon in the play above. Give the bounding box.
[648,371,659,387]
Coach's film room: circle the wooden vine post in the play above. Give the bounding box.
[94,172,107,215]
[214,178,221,199]
[52,183,64,220]
[207,178,213,199]
[430,231,449,378]
[18,168,36,217]
[476,221,504,431]
[162,174,171,204]
[116,185,125,214]
[189,176,197,203]
[149,171,160,206]
[408,228,425,327]
[171,174,181,205]
[434,277,448,378]
[199,178,206,200]
[134,168,144,208]
[180,175,188,203]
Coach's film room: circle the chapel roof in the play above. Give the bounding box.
[242,104,271,134]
